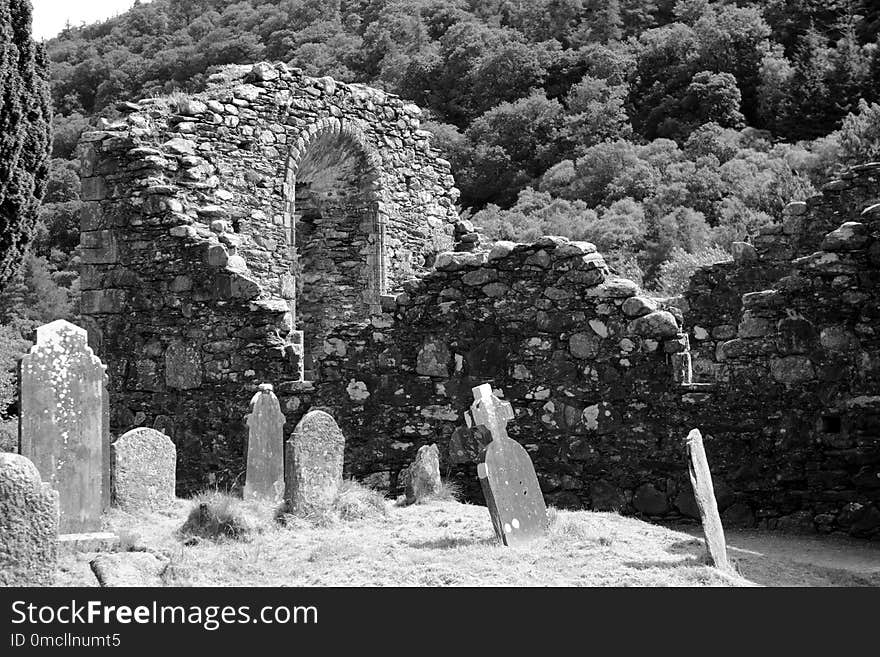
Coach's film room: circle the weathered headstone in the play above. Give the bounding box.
[0,453,59,586]
[20,319,109,533]
[402,444,441,504]
[286,409,345,515]
[244,383,285,503]
[112,427,176,512]
[467,384,547,546]
[686,428,732,572]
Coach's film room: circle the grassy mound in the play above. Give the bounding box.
[179,491,262,541]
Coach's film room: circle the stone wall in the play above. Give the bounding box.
[78,65,879,539]
[293,239,696,515]
[685,163,880,384]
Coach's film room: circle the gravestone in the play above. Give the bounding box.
[286,409,345,515]
[244,383,285,503]
[686,428,732,572]
[402,444,441,504]
[467,384,547,546]
[112,427,176,512]
[0,453,59,586]
[19,319,109,533]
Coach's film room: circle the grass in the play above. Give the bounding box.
[397,477,463,507]
[53,493,880,587]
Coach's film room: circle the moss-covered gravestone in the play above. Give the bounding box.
[112,427,176,512]
[0,453,59,586]
[468,384,547,546]
[286,409,344,515]
[244,384,285,503]
[20,319,109,534]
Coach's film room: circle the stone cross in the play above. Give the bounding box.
[112,427,177,512]
[466,383,514,439]
[244,383,286,503]
[286,409,345,515]
[468,384,547,546]
[0,453,59,586]
[19,319,109,534]
[686,428,732,572]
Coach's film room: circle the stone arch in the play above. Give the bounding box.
[282,118,388,378]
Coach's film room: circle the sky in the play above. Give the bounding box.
[31,0,151,40]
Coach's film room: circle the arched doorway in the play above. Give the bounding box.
[287,125,386,380]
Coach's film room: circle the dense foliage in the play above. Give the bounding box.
[0,0,50,285]
[3,0,880,419]
[39,1,880,277]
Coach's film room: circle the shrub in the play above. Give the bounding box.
[654,245,731,296]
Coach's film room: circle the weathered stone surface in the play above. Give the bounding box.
[820,222,869,251]
[112,427,176,512]
[633,483,668,515]
[621,296,657,318]
[402,444,441,504]
[589,480,625,512]
[685,429,732,571]
[731,241,757,262]
[20,320,109,534]
[286,410,345,515]
[770,356,815,384]
[469,384,547,546]
[447,425,492,465]
[569,332,601,359]
[164,341,203,389]
[91,552,169,587]
[629,310,680,338]
[416,338,450,377]
[244,384,286,502]
[0,453,59,586]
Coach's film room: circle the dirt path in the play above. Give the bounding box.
[671,525,880,586]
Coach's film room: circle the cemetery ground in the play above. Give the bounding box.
[53,491,880,587]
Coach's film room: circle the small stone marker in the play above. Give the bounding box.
[19,319,109,533]
[0,453,59,586]
[402,444,441,504]
[286,409,345,515]
[112,427,177,512]
[244,383,286,503]
[91,552,169,587]
[686,428,732,572]
[468,384,547,546]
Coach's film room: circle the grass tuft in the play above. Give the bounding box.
[334,480,388,520]
[276,479,388,527]
[179,491,259,541]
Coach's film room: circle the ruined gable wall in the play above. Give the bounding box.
[77,62,459,491]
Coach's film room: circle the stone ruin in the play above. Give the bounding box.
[78,62,880,540]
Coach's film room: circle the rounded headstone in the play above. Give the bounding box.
[0,453,59,586]
[112,427,176,512]
[286,410,345,515]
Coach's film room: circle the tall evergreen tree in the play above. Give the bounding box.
[780,26,834,139]
[0,0,51,285]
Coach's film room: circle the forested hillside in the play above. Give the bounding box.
[3,0,880,432]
